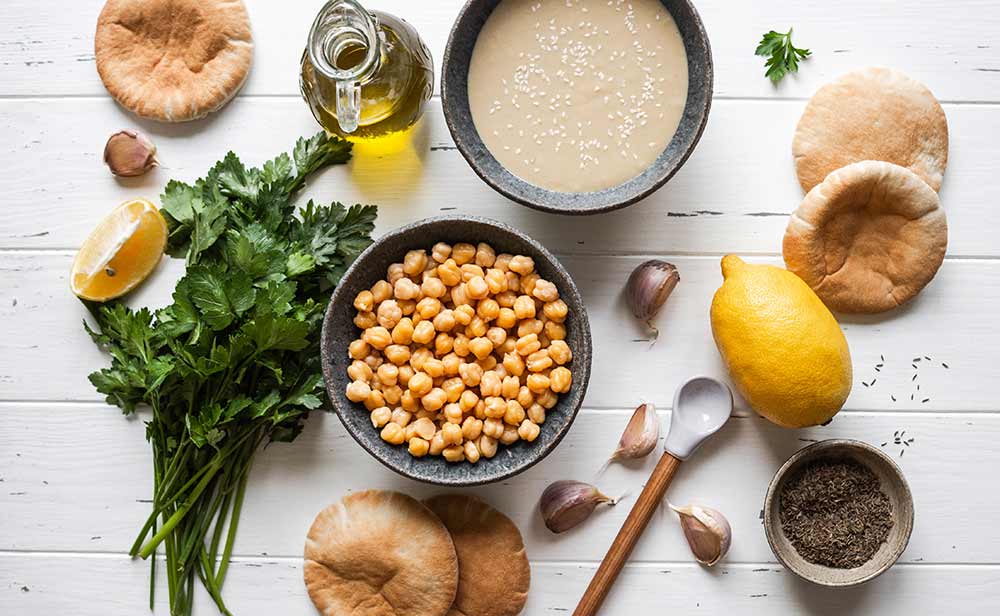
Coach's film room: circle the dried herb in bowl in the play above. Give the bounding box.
[779,458,894,569]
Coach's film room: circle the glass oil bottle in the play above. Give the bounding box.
[300,0,434,141]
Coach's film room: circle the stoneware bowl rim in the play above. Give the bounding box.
[321,215,593,486]
[763,438,915,587]
[440,0,714,215]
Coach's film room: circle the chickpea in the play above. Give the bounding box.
[354,311,377,329]
[516,333,542,356]
[411,417,436,440]
[381,422,406,445]
[370,406,392,428]
[398,365,415,387]
[416,297,442,320]
[453,333,471,357]
[544,320,567,341]
[422,276,447,299]
[441,377,465,402]
[376,299,402,329]
[442,352,462,376]
[517,318,543,337]
[508,255,535,275]
[550,366,572,393]
[348,360,373,382]
[513,295,536,319]
[461,263,486,282]
[518,419,541,442]
[474,399,487,420]
[422,388,448,411]
[484,397,507,419]
[453,304,475,326]
[496,290,517,308]
[431,242,452,263]
[383,385,403,406]
[451,283,472,307]
[387,263,406,285]
[504,400,526,426]
[480,370,502,396]
[485,268,508,294]
[468,337,494,360]
[526,373,551,394]
[459,362,483,387]
[443,402,464,424]
[346,380,371,402]
[412,320,436,345]
[348,339,370,360]
[363,353,382,371]
[394,277,421,301]
[499,424,520,445]
[459,389,480,412]
[478,434,499,458]
[390,408,413,428]
[389,318,414,345]
[423,358,445,378]
[527,403,546,424]
[517,387,535,410]
[501,375,520,399]
[408,437,430,457]
[520,273,540,298]
[403,250,428,276]
[492,363,508,379]
[496,307,517,329]
[483,417,505,439]
[410,347,432,371]
[543,298,569,322]
[463,440,481,464]
[502,352,526,377]
[536,388,558,409]
[442,422,464,445]
[363,326,391,350]
[434,332,454,356]
[498,337,517,355]
[532,278,560,302]
[526,349,553,372]
[371,279,393,303]
[475,298,499,323]
[485,326,507,348]
[432,309,456,332]
[477,355,498,372]
[466,275,489,300]
[452,242,476,265]
[438,259,462,286]
[429,431,447,455]
[384,344,411,366]
[397,299,416,316]
[353,290,375,312]
[442,445,466,462]
[408,372,433,396]
[548,340,572,365]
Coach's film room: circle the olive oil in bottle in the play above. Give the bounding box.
[300,0,434,141]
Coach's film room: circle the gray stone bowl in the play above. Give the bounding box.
[321,216,592,486]
[763,439,915,587]
[441,0,713,215]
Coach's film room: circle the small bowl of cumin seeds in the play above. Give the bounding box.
[763,439,914,587]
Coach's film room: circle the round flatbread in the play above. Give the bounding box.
[304,490,458,616]
[95,0,253,122]
[783,160,947,314]
[425,494,530,616]
[793,67,948,193]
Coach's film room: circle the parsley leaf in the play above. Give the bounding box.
[755,28,811,83]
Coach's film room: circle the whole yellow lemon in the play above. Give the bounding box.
[710,255,852,428]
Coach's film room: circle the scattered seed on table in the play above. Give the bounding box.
[922,398,930,403]
[924,356,931,361]
[912,357,922,362]
[912,374,918,381]
[870,378,877,386]
[880,442,887,447]
[911,394,915,401]
[890,395,896,402]
[862,381,869,388]
[942,362,949,369]
[880,354,885,362]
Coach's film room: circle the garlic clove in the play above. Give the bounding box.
[104,130,158,177]
[540,480,618,534]
[669,503,732,566]
[625,260,679,339]
[610,403,659,462]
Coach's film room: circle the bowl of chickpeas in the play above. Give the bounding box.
[321,215,592,486]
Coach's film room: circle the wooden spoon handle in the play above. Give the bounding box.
[573,452,683,616]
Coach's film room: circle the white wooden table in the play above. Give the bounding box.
[2,1,1000,613]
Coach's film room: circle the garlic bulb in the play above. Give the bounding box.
[610,403,659,462]
[104,130,158,177]
[539,480,618,533]
[625,260,679,340]
[669,503,731,566]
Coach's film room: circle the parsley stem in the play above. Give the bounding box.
[138,457,223,559]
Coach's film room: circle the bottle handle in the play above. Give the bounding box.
[336,79,361,134]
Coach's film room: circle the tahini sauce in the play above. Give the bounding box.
[468,0,688,193]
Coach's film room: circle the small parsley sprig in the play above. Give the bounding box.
[756,28,812,84]
[85,132,376,616]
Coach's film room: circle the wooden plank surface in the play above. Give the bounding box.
[1,98,999,257]
[2,0,999,101]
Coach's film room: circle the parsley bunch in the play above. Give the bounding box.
[756,28,812,83]
[85,133,376,615]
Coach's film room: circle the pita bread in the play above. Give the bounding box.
[304,490,458,616]
[95,0,253,122]
[793,67,948,193]
[783,160,947,314]
[425,494,530,616]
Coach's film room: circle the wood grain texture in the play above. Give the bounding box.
[1,554,997,616]
[1,0,999,101]
[575,452,683,616]
[0,252,992,411]
[1,98,999,256]
[2,403,998,563]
